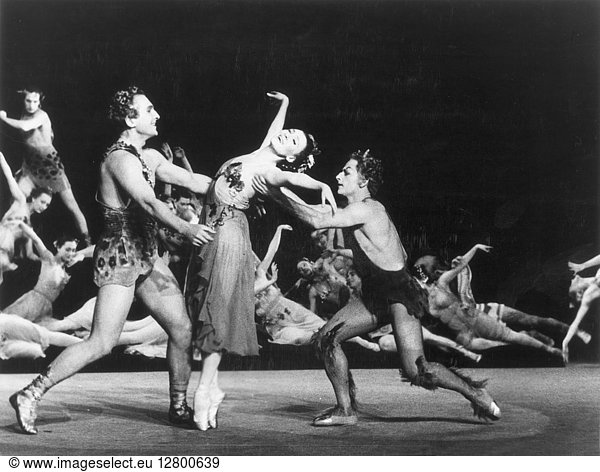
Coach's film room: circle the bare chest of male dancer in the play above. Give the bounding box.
[21,111,53,148]
[351,201,407,272]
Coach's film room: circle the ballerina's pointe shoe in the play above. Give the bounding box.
[9,390,39,435]
[193,387,211,431]
[208,389,225,429]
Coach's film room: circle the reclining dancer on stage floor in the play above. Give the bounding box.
[254,225,379,351]
[413,249,564,358]
[255,149,501,426]
[421,253,591,347]
[9,85,215,435]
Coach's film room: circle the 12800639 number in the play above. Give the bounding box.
[159,456,219,468]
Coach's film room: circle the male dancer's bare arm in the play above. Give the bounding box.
[0,110,48,132]
[108,154,214,245]
[154,151,213,195]
[264,186,367,229]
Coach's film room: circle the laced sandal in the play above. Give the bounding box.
[471,389,501,422]
[168,401,196,429]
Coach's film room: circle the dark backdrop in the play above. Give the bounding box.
[1,0,598,357]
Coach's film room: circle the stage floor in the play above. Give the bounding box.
[0,365,598,456]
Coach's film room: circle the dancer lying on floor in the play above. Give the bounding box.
[258,149,501,426]
[413,247,563,358]
[2,223,94,324]
[254,225,379,351]
[0,313,81,360]
[417,253,591,347]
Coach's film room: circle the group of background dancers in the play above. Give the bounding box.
[0,86,596,434]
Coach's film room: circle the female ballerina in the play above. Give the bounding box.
[0,87,90,243]
[185,91,336,431]
[1,151,53,261]
[2,222,94,324]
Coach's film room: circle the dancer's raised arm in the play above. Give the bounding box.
[258,91,289,149]
[568,255,600,275]
[437,244,492,288]
[17,222,53,261]
[0,152,26,207]
[0,109,49,132]
[256,225,292,276]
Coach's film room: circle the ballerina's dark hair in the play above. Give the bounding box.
[276,132,321,173]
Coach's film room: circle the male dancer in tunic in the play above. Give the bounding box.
[0,87,90,244]
[9,86,215,434]
[258,150,501,426]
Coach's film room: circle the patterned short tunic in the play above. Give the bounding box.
[93,141,158,287]
[21,144,70,193]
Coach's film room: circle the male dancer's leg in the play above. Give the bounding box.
[312,299,378,426]
[135,258,194,427]
[57,186,90,242]
[10,284,134,434]
[389,303,501,421]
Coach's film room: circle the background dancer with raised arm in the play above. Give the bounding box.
[9,85,214,435]
[0,87,90,244]
[185,91,335,431]
[258,149,500,426]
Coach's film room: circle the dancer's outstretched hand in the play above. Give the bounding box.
[266,91,289,103]
[270,262,279,281]
[189,224,215,246]
[568,261,584,275]
[277,224,293,232]
[475,244,493,253]
[320,184,337,212]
